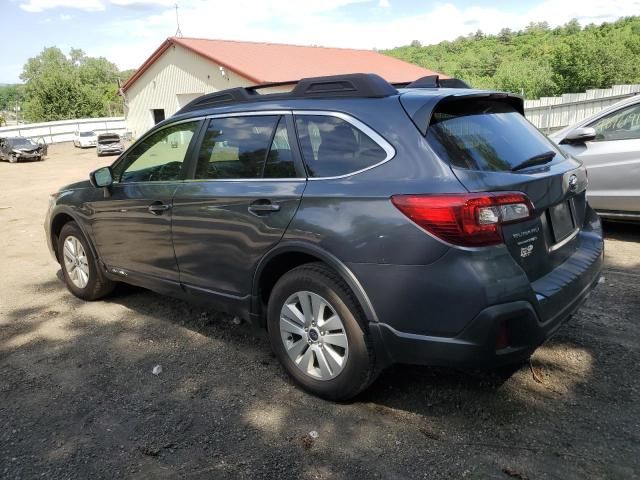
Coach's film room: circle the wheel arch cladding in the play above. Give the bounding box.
[253,243,379,326]
[51,213,76,262]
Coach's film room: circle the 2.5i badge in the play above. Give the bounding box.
[520,244,534,258]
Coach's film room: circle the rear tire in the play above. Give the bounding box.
[58,221,115,300]
[267,262,377,400]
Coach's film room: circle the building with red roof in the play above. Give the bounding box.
[122,37,444,137]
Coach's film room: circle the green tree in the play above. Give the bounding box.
[492,59,558,98]
[19,47,132,122]
[498,28,514,43]
[0,84,20,111]
[383,16,640,99]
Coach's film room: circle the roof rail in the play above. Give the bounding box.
[393,75,471,89]
[175,73,398,115]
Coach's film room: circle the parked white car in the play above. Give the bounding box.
[72,130,97,148]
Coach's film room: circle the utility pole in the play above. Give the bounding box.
[174,3,183,37]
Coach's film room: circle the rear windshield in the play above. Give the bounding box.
[426,99,564,172]
[80,131,95,137]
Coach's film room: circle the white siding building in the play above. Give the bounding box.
[121,37,445,139]
[122,42,253,139]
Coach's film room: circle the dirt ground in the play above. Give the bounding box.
[1,142,639,479]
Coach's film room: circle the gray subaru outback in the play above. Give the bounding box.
[45,74,603,400]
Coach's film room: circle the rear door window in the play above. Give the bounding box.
[295,115,387,177]
[426,100,564,172]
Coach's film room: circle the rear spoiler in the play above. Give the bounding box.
[393,75,471,89]
[400,91,525,136]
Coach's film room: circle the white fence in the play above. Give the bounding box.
[0,117,127,144]
[524,84,640,133]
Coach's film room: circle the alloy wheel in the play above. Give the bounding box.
[63,235,90,289]
[279,291,349,380]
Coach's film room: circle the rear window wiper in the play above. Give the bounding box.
[511,151,556,172]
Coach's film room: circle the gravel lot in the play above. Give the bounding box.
[1,143,639,479]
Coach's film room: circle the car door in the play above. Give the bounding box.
[88,119,202,292]
[561,102,640,213]
[171,113,307,305]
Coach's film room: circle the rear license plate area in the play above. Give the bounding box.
[548,201,575,243]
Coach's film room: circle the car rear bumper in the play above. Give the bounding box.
[359,215,604,369]
[370,248,602,368]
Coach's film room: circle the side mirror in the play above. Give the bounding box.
[561,127,596,144]
[90,166,113,188]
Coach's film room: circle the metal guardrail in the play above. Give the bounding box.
[0,117,127,144]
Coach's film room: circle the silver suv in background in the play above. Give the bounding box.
[550,95,640,222]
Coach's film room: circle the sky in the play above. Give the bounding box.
[2,0,639,83]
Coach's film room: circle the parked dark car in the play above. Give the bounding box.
[0,136,45,163]
[96,133,124,157]
[45,74,603,400]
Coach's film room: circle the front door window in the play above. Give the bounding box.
[113,121,199,183]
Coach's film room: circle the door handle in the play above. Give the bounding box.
[248,200,280,215]
[148,202,171,215]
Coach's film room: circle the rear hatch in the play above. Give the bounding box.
[401,92,588,282]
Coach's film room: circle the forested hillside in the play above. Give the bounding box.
[385,16,640,99]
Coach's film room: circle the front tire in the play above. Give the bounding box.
[267,262,377,400]
[58,222,115,300]
[9,155,17,163]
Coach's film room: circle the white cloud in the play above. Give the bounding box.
[65,0,640,72]
[60,13,72,20]
[108,0,174,6]
[19,0,104,12]
[378,0,390,7]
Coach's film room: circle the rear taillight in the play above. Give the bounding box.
[391,192,533,247]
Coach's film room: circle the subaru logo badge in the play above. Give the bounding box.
[568,174,578,192]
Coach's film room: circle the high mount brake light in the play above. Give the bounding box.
[391,192,533,247]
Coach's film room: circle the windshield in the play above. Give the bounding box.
[98,135,120,143]
[80,131,96,137]
[426,99,565,172]
[10,138,37,147]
